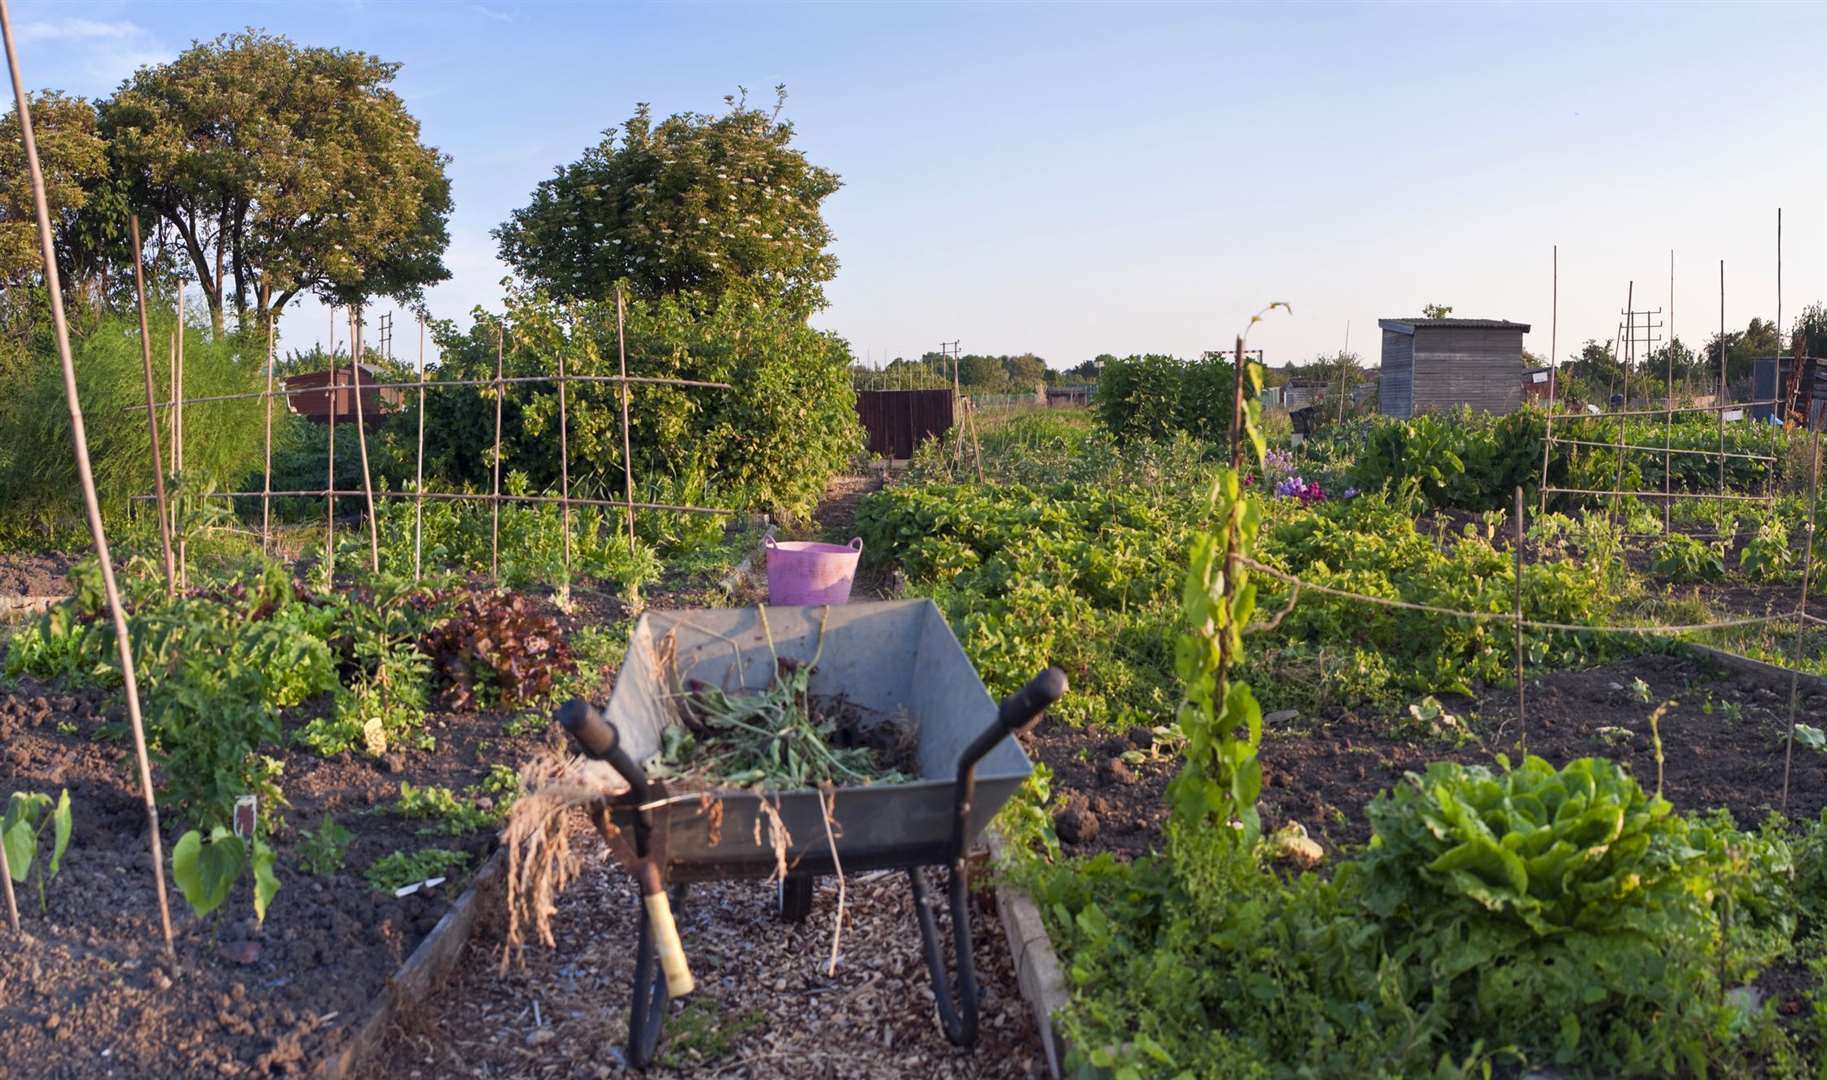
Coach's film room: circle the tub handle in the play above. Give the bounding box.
[848,537,864,552]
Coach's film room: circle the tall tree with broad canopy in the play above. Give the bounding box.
[495,87,841,318]
[0,91,119,289]
[99,30,452,332]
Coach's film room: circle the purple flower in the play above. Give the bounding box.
[1342,487,1359,500]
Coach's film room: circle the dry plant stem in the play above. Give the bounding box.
[128,215,176,597]
[499,750,597,965]
[349,307,381,574]
[820,784,846,977]
[1,0,177,963]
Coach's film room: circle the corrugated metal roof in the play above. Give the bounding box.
[1378,318,1532,332]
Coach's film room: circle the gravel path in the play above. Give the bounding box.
[368,819,1043,1079]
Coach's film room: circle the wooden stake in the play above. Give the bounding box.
[1664,252,1674,534]
[326,305,338,575]
[1782,413,1821,812]
[1719,262,1727,494]
[491,320,504,582]
[350,307,380,574]
[557,309,573,601]
[261,283,274,556]
[615,286,637,555]
[1513,485,1526,752]
[414,311,427,582]
[2,0,177,963]
[0,826,18,935]
[1538,245,1558,515]
[128,216,176,597]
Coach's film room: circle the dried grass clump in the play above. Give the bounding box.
[499,748,615,970]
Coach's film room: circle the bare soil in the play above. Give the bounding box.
[1036,651,1827,859]
[0,553,72,599]
[0,583,608,1080]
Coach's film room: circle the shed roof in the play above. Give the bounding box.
[1378,318,1532,333]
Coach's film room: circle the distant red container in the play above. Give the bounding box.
[284,363,403,428]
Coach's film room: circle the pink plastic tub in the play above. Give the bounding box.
[765,535,864,606]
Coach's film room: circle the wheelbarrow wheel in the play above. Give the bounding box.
[777,872,815,923]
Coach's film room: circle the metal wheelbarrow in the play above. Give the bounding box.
[555,599,1065,1068]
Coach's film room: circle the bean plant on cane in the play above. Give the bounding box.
[3,789,72,912]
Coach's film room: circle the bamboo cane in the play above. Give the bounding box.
[1,0,177,963]
[128,216,176,597]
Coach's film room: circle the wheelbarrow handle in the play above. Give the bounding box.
[557,698,650,805]
[951,667,1068,861]
[556,699,694,1000]
[996,667,1069,737]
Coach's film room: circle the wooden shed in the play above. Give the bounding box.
[1377,318,1532,418]
[284,364,403,429]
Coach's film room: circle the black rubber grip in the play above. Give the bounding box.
[558,698,618,759]
[996,667,1068,735]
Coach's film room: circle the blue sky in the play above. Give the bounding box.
[11,1,1827,371]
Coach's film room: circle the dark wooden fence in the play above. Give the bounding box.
[856,389,954,460]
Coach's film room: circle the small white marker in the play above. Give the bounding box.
[393,876,447,898]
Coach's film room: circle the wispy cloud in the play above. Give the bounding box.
[13,17,164,91]
[16,18,141,44]
[467,4,514,24]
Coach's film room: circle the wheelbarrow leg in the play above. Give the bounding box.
[627,882,688,1069]
[778,872,816,923]
[908,864,979,1047]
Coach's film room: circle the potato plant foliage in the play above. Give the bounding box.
[887,371,1827,1074]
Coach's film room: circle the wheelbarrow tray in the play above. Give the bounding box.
[600,599,1032,881]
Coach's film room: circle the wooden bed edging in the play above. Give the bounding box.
[312,846,508,1079]
[985,829,1078,1080]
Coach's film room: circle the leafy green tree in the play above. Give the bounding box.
[957,354,1008,391]
[100,30,452,332]
[1421,303,1454,320]
[1700,317,1779,389]
[1792,302,1827,358]
[495,88,841,318]
[0,91,122,290]
[1003,353,1048,390]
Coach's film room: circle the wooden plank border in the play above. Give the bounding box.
[313,846,508,1079]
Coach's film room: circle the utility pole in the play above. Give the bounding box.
[940,340,961,398]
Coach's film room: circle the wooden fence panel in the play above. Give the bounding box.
[856,389,954,460]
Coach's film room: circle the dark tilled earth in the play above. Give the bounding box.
[1035,651,1827,860]
[0,562,642,1080]
[0,553,72,599]
[0,672,566,1079]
